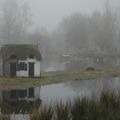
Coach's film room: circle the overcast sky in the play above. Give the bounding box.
[1,0,120,31]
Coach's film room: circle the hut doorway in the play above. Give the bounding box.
[29,63,34,77]
[10,63,17,77]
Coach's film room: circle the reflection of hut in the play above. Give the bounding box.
[2,87,41,103]
[0,44,42,77]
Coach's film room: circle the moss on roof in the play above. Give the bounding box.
[0,44,41,60]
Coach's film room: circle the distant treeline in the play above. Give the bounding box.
[0,0,120,60]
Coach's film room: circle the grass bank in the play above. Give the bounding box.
[1,67,120,90]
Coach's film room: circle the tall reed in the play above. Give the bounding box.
[31,104,54,120]
[55,100,71,120]
[2,91,120,120]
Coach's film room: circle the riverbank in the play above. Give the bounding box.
[1,67,120,90]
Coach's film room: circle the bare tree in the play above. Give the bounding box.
[0,0,32,44]
[98,0,116,52]
[61,13,89,52]
[59,0,117,55]
[19,2,32,41]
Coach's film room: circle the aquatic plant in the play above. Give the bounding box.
[31,104,54,120]
[71,97,89,120]
[55,100,71,120]
[2,91,120,120]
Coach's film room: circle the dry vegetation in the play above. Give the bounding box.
[1,91,120,120]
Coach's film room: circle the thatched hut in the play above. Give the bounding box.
[0,44,42,77]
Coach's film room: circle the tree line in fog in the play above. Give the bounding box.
[0,0,120,60]
[58,1,120,55]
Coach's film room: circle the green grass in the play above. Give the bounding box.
[1,67,120,90]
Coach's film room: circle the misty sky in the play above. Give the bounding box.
[1,0,120,31]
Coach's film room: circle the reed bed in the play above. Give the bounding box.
[1,91,120,120]
[31,91,120,120]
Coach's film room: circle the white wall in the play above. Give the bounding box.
[35,61,41,77]
[17,71,28,77]
[16,58,41,77]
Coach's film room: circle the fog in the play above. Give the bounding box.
[21,0,105,31]
[0,0,120,62]
[0,0,118,31]
[17,0,120,31]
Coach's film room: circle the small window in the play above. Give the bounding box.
[29,55,34,59]
[18,62,27,70]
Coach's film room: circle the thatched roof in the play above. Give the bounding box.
[0,44,41,61]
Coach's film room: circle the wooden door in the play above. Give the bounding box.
[29,63,34,77]
[10,63,16,77]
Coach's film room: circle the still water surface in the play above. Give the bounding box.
[1,77,120,113]
[0,78,120,103]
[39,77,120,103]
[2,77,120,104]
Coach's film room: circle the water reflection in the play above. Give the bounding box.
[0,88,41,114]
[2,88,41,103]
[2,77,120,104]
[1,77,120,113]
[39,77,120,103]
[66,78,120,98]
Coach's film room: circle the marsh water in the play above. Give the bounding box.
[39,77,120,103]
[37,58,120,103]
[2,77,120,105]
